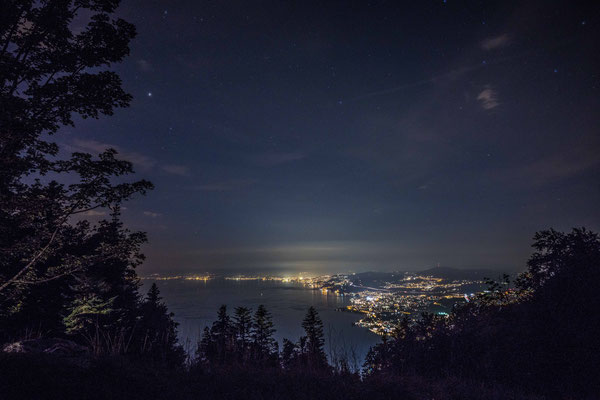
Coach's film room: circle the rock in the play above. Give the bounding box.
[2,338,88,356]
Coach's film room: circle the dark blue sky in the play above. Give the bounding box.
[64,0,600,273]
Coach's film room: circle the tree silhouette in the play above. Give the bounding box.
[196,326,214,368]
[251,304,278,366]
[138,283,184,365]
[233,306,252,363]
[0,0,152,342]
[1,0,135,167]
[301,306,328,370]
[363,228,600,398]
[210,305,234,366]
[281,338,297,369]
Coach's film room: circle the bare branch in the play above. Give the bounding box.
[0,225,60,293]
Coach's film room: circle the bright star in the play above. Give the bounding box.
[147,92,152,97]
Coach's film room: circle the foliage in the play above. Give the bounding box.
[281,306,329,371]
[196,303,279,370]
[137,283,185,366]
[0,0,182,367]
[250,304,278,366]
[0,0,149,337]
[363,228,600,398]
[63,295,116,334]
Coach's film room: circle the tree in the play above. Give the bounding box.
[1,0,135,175]
[363,228,600,398]
[196,326,215,368]
[209,305,234,366]
[137,283,184,366]
[0,0,152,342]
[281,338,297,369]
[45,209,149,355]
[301,306,328,370]
[251,304,278,365]
[232,306,252,363]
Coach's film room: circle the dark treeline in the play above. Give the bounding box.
[363,228,600,399]
[1,1,600,399]
[194,304,329,373]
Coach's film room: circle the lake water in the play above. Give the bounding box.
[141,278,381,366]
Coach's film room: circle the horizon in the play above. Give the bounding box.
[138,264,519,278]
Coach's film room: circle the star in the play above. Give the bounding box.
[147,92,153,97]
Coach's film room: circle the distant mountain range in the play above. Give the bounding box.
[350,267,507,287]
[417,266,505,280]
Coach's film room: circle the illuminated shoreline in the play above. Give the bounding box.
[141,272,486,336]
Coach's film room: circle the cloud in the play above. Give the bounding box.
[137,59,153,72]
[143,211,162,218]
[509,148,600,186]
[197,179,257,192]
[81,209,106,217]
[477,86,500,110]
[249,152,305,167]
[161,164,190,176]
[481,34,510,51]
[70,139,156,170]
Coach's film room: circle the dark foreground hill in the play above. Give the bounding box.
[0,353,543,400]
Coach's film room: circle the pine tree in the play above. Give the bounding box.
[281,338,297,369]
[146,283,161,304]
[251,304,278,365]
[210,305,233,366]
[138,283,183,365]
[301,306,328,370]
[196,326,214,367]
[233,306,252,363]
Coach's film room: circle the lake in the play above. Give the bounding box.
[141,278,381,366]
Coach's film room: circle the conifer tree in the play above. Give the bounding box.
[196,326,214,367]
[210,305,233,366]
[233,306,252,363]
[281,338,297,369]
[301,306,328,370]
[251,304,278,365]
[138,283,184,365]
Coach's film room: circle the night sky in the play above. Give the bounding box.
[65,1,599,273]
